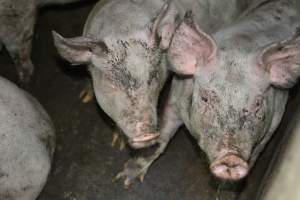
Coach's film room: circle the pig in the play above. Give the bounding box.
[52,0,245,149]
[0,0,93,83]
[115,0,300,186]
[0,76,55,199]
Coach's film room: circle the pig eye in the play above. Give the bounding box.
[242,108,249,114]
[255,96,263,109]
[200,89,210,103]
[254,96,265,120]
[201,96,208,103]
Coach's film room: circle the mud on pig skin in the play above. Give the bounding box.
[119,0,300,185]
[0,0,93,83]
[52,0,243,149]
[0,76,55,200]
[48,0,252,186]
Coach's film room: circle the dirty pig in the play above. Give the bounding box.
[53,0,244,149]
[115,0,300,185]
[0,76,55,200]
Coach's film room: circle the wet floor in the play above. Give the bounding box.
[0,1,299,200]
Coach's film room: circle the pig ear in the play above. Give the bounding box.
[149,2,180,49]
[260,35,300,89]
[168,14,217,75]
[52,31,108,65]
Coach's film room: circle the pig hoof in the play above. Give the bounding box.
[111,132,127,151]
[79,88,94,103]
[17,63,34,83]
[114,157,149,188]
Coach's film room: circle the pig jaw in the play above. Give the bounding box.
[123,118,160,149]
[105,102,160,149]
[127,132,160,149]
[106,99,160,149]
[112,91,161,149]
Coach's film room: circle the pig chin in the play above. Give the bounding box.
[127,132,160,149]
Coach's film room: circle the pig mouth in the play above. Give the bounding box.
[128,133,160,149]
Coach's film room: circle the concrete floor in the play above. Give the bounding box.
[0,1,299,200]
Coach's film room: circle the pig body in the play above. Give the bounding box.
[0,76,55,200]
[53,0,244,149]
[169,0,300,180]
[118,0,300,184]
[0,0,91,83]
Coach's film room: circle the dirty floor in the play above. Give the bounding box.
[0,1,299,200]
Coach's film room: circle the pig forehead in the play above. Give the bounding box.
[102,38,161,78]
[197,50,262,86]
[196,59,263,102]
[199,80,260,103]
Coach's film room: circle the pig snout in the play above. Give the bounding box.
[210,154,249,181]
[128,132,160,149]
[127,120,159,149]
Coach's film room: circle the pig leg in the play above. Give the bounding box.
[111,126,127,151]
[2,10,36,83]
[79,80,94,103]
[115,102,182,188]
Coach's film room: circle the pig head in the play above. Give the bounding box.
[52,2,181,148]
[168,15,300,181]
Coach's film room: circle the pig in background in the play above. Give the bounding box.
[53,0,246,150]
[0,0,93,83]
[115,0,300,186]
[0,76,55,200]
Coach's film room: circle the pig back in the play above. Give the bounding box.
[83,0,247,39]
[83,0,165,39]
[173,0,245,33]
[0,77,55,200]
